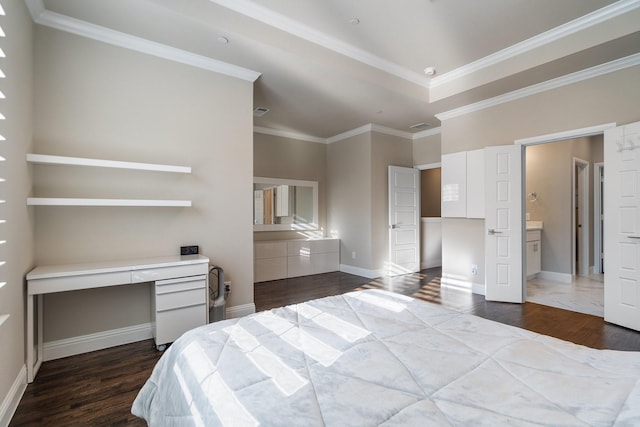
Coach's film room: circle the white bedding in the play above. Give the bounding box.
[132,289,640,426]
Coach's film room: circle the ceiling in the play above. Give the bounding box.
[36,0,640,139]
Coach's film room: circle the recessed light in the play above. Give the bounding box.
[217,36,229,44]
[349,17,360,25]
[424,67,436,76]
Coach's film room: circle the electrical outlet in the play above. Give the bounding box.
[180,245,199,255]
[471,264,478,276]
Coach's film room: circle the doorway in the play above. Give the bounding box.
[415,163,442,270]
[518,124,612,317]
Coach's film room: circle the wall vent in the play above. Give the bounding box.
[253,107,269,117]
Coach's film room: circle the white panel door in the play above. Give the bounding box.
[485,145,524,302]
[388,166,420,276]
[604,121,640,331]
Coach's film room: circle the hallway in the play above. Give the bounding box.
[527,274,604,317]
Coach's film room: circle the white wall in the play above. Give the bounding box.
[33,27,254,342]
[0,1,35,422]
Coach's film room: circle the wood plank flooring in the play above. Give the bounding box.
[11,268,640,425]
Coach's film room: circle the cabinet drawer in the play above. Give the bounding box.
[132,263,208,283]
[313,252,339,274]
[287,240,312,257]
[254,241,287,259]
[156,276,206,295]
[288,255,314,278]
[312,239,339,254]
[255,257,287,282]
[155,304,206,345]
[156,287,206,312]
[526,230,541,242]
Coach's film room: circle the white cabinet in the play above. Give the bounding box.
[254,238,340,282]
[254,241,288,282]
[526,230,541,278]
[442,149,485,219]
[153,274,208,349]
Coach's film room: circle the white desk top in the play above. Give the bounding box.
[26,255,209,281]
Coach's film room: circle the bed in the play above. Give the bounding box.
[132,289,640,426]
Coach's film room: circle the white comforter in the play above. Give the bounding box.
[132,289,640,426]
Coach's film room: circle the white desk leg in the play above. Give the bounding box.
[26,294,34,383]
[26,294,44,383]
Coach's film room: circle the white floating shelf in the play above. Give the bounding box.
[0,314,8,328]
[27,198,192,207]
[27,153,191,174]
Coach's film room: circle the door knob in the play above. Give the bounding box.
[488,229,502,235]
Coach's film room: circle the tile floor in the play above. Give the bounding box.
[526,273,604,317]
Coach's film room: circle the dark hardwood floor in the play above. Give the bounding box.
[11,268,640,425]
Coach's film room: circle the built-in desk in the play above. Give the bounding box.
[26,255,209,383]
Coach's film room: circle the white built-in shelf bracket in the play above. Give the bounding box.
[26,153,191,174]
[27,198,192,207]
[0,314,9,327]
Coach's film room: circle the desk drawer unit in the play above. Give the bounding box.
[153,274,207,348]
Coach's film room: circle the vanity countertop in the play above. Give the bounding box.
[526,221,543,230]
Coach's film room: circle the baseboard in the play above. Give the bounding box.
[538,270,573,284]
[226,303,255,319]
[421,261,442,270]
[0,365,26,427]
[43,322,153,362]
[440,275,485,295]
[340,264,381,279]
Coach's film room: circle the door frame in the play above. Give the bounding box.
[594,162,604,274]
[572,157,590,277]
[514,123,616,296]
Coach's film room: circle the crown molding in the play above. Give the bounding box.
[253,126,327,144]
[326,124,373,144]
[25,0,261,82]
[412,127,441,139]
[430,0,640,91]
[436,53,640,121]
[209,0,428,88]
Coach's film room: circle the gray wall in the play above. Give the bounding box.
[526,136,603,274]
[413,132,441,166]
[440,65,640,289]
[33,27,254,341]
[327,132,372,269]
[253,132,327,241]
[327,131,412,275]
[0,0,35,414]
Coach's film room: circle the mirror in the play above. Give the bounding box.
[253,177,318,231]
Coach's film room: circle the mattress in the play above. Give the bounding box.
[132,289,640,426]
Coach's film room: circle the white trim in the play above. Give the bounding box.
[340,264,381,279]
[430,0,640,90]
[412,127,442,139]
[594,162,604,275]
[208,0,428,88]
[515,123,616,146]
[43,323,153,362]
[327,123,415,144]
[415,162,441,171]
[25,0,261,82]
[226,303,256,319]
[0,366,27,427]
[326,124,373,144]
[253,126,326,144]
[538,270,573,284]
[572,158,590,276]
[436,54,640,121]
[440,275,485,295]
